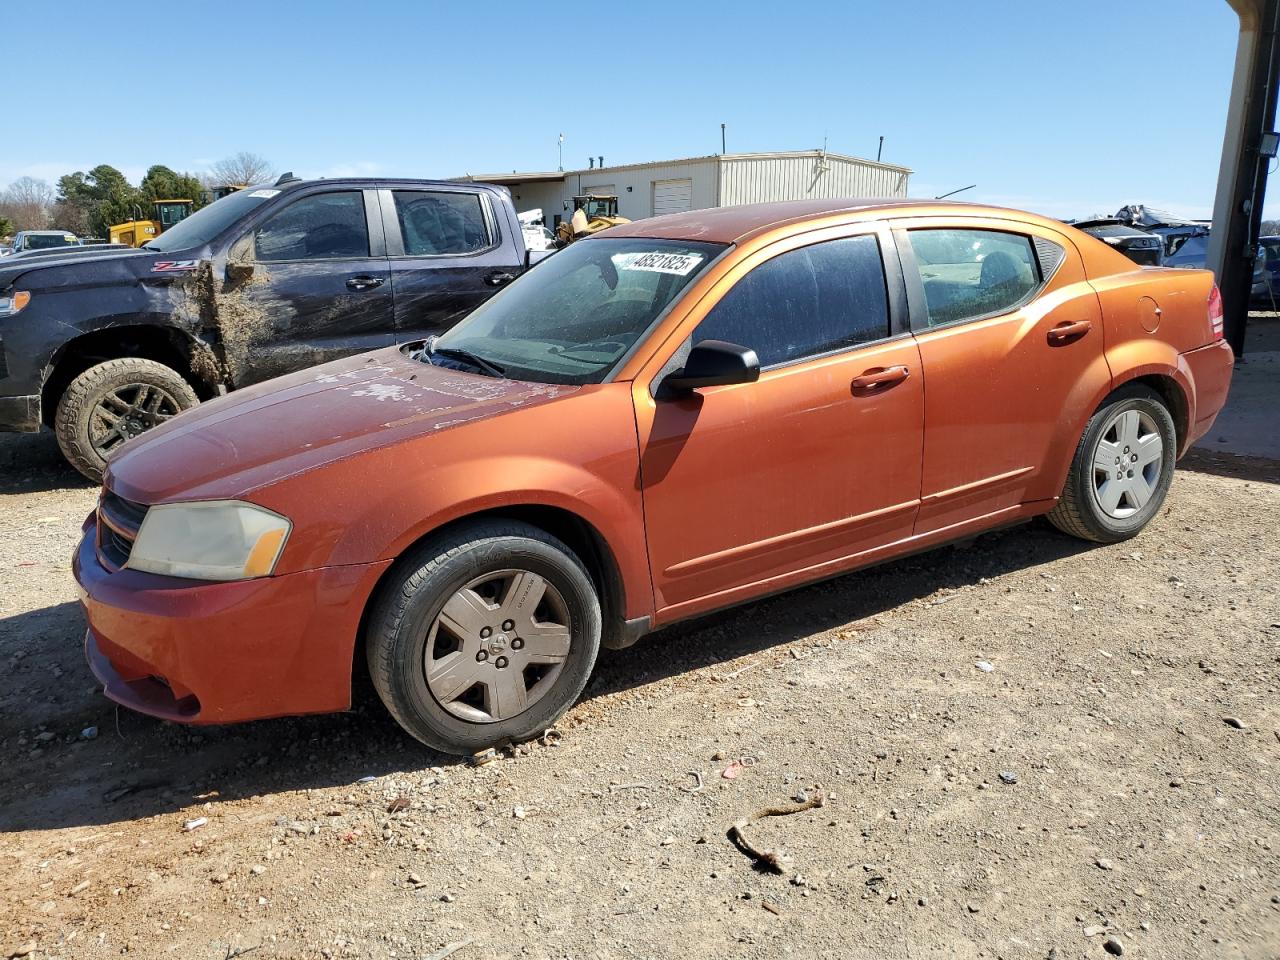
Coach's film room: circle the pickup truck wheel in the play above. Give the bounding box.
[54,358,199,482]
[365,520,602,755]
[1048,385,1176,543]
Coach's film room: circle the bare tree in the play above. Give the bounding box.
[0,176,55,231]
[207,152,275,187]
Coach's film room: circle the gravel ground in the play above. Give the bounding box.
[1,425,1278,960]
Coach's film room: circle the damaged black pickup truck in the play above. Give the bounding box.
[0,176,544,480]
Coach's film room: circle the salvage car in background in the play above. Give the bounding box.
[1072,218,1164,266]
[74,199,1235,755]
[0,176,548,480]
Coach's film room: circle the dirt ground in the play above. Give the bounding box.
[2,392,1278,960]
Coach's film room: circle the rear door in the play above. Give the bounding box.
[892,218,1110,534]
[379,186,524,344]
[221,187,394,385]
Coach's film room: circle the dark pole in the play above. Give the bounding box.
[721,123,726,155]
[877,136,884,162]
[1219,0,1280,358]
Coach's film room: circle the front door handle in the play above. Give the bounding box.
[1047,319,1092,343]
[346,275,386,291]
[851,365,910,392]
[485,271,516,287]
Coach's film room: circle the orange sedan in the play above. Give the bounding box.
[74,200,1234,754]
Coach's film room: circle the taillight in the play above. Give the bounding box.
[1208,284,1224,341]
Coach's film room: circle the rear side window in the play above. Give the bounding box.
[694,235,890,368]
[255,191,369,261]
[907,229,1039,327]
[393,191,490,255]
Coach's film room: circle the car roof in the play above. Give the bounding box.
[600,198,1061,245]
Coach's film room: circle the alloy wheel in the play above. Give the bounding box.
[1091,408,1163,519]
[423,569,572,723]
[90,383,183,457]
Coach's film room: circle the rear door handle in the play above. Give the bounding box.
[485,271,516,287]
[851,365,910,392]
[1047,319,1092,343]
[346,275,386,291]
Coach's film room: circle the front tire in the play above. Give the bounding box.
[1048,385,1177,543]
[365,521,602,755]
[54,358,199,482]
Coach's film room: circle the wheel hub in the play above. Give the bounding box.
[1090,408,1164,520]
[424,569,573,723]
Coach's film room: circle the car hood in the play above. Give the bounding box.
[105,346,579,504]
[0,245,163,289]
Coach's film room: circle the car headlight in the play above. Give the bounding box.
[0,291,31,315]
[128,500,292,581]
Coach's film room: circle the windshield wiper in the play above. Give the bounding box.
[428,342,506,378]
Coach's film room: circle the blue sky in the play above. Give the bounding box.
[5,1,1262,219]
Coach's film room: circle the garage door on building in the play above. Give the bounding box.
[652,178,693,216]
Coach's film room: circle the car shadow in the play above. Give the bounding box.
[0,430,96,495]
[0,518,1092,834]
[1181,447,1280,484]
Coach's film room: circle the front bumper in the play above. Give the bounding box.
[0,393,41,432]
[1181,339,1235,449]
[74,516,393,724]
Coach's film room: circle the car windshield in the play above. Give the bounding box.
[26,234,78,249]
[431,236,726,384]
[143,188,277,252]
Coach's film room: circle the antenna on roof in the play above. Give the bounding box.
[935,184,977,200]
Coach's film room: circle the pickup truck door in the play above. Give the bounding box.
[219,187,395,385]
[377,187,526,344]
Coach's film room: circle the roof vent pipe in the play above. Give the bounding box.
[588,157,594,169]
[599,156,605,168]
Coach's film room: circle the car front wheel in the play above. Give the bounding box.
[54,358,199,482]
[1048,384,1177,543]
[365,520,602,755]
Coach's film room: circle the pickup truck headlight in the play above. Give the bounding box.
[0,291,31,315]
[128,500,292,581]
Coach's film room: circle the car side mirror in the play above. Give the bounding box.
[226,258,255,283]
[662,340,760,394]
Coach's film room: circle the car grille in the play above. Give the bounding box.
[97,490,148,570]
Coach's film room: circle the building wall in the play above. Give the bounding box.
[719,155,909,206]
[564,160,719,221]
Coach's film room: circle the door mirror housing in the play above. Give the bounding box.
[662,340,760,394]
[226,258,255,283]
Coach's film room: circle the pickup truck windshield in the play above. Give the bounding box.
[432,237,725,384]
[25,234,79,250]
[143,189,276,252]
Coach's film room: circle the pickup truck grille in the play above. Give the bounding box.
[97,491,148,570]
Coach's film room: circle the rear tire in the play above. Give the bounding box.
[54,358,199,483]
[1048,385,1176,543]
[365,520,602,755]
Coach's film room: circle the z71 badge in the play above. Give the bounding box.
[151,260,201,273]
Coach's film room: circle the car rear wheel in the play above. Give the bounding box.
[1048,384,1177,543]
[365,520,602,755]
[54,358,200,483]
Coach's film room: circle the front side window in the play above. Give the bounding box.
[254,191,368,261]
[432,237,724,384]
[394,191,489,255]
[694,235,890,368]
[907,229,1040,327]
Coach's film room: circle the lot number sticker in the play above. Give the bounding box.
[615,251,704,276]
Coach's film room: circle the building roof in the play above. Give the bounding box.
[603,198,1029,245]
[456,149,911,185]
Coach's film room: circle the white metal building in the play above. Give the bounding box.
[456,150,911,233]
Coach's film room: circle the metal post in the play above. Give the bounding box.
[877,136,884,163]
[1209,0,1280,358]
[721,123,726,155]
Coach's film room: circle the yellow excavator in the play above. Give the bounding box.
[109,199,194,247]
[555,194,629,246]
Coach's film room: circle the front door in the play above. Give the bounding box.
[220,188,394,385]
[633,228,925,623]
[380,188,524,344]
[894,220,1109,533]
